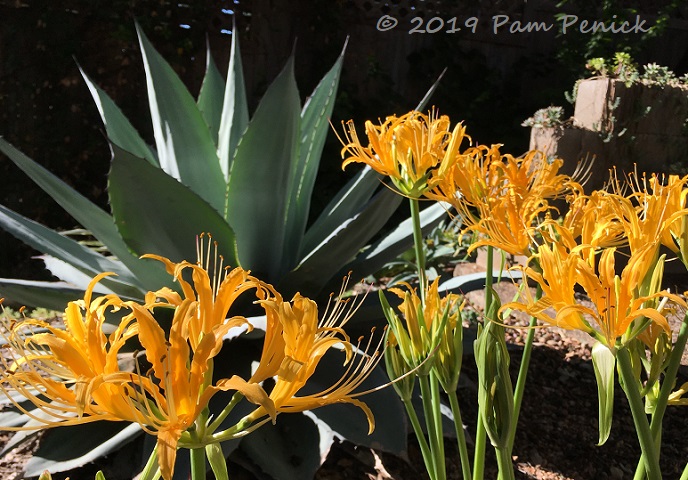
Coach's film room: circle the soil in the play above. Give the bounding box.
[1,262,687,480]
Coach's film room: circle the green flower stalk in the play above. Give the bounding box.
[343,110,473,480]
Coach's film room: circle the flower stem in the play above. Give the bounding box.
[473,245,495,480]
[507,283,541,455]
[448,390,472,480]
[402,396,437,480]
[207,392,244,434]
[472,408,487,480]
[139,445,160,480]
[430,371,446,463]
[410,198,428,300]
[484,246,494,313]
[495,445,515,480]
[617,346,662,480]
[634,313,688,479]
[190,446,207,480]
[419,374,446,480]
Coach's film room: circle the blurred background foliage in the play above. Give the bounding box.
[1,0,687,282]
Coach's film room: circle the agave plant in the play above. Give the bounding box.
[0,24,448,479]
[0,24,446,311]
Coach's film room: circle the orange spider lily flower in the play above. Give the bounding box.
[502,242,592,334]
[339,110,469,198]
[247,283,383,433]
[0,238,276,480]
[0,273,139,426]
[505,244,686,350]
[122,296,273,480]
[426,143,503,208]
[140,235,269,349]
[496,150,584,202]
[561,191,627,252]
[464,192,550,257]
[570,247,686,349]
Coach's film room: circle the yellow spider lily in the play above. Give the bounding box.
[496,150,584,202]
[0,273,138,425]
[339,110,468,198]
[426,143,503,207]
[561,191,627,253]
[505,244,686,350]
[140,235,269,349]
[246,283,383,433]
[0,241,276,480]
[464,192,550,257]
[381,278,462,376]
[502,242,592,333]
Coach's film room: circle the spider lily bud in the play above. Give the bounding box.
[474,303,514,449]
[433,297,465,393]
[384,329,417,401]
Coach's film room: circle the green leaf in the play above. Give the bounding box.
[279,188,402,297]
[136,23,226,213]
[225,56,300,281]
[0,204,143,297]
[23,422,142,477]
[592,341,616,445]
[0,138,171,292]
[108,144,239,267]
[301,166,381,258]
[0,279,108,310]
[218,27,249,181]
[281,40,347,273]
[341,202,448,280]
[80,67,158,166]
[197,42,226,146]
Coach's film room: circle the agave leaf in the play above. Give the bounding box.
[281,39,347,273]
[340,202,449,280]
[0,204,143,297]
[0,138,171,293]
[279,188,402,297]
[438,270,523,294]
[80,67,158,166]
[0,399,43,429]
[306,350,407,456]
[592,341,615,445]
[301,166,381,259]
[225,56,300,281]
[22,422,142,478]
[197,41,226,146]
[237,412,321,480]
[0,279,108,311]
[414,67,447,112]
[217,27,249,180]
[108,144,239,267]
[135,23,226,213]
